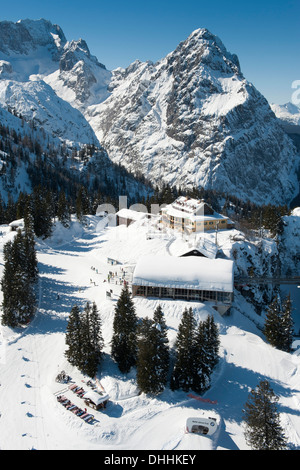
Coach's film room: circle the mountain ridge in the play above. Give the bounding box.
[0,19,299,206]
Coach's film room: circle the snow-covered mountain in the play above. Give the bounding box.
[271,102,300,135]
[85,29,299,205]
[0,19,299,206]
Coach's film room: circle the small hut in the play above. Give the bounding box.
[83,390,109,410]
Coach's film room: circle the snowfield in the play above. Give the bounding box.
[0,215,299,451]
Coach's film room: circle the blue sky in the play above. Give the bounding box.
[0,0,299,104]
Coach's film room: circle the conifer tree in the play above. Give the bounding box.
[65,302,104,377]
[264,295,294,352]
[32,186,53,239]
[281,293,294,353]
[264,297,283,349]
[153,305,170,390]
[203,314,220,370]
[243,380,287,450]
[136,317,158,394]
[136,306,169,395]
[193,320,211,394]
[24,222,39,284]
[111,285,138,373]
[1,229,38,326]
[170,307,196,391]
[81,302,104,377]
[57,190,71,228]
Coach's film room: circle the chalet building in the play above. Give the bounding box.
[116,208,147,227]
[132,255,234,315]
[161,197,233,233]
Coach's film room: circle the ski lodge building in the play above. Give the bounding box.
[132,255,234,315]
[161,196,233,234]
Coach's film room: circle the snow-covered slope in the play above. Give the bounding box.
[0,20,299,206]
[0,78,98,146]
[0,19,110,146]
[0,215,299,450]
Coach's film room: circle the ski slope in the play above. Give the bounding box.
[0,216,299,450]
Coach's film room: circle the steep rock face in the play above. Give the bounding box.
[0,78,98,145]
[86,29,299,205]
[0,18,66,56]
[52,38,111,105]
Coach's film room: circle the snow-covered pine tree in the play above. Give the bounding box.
[24,221,39,285]
[65,304,83,368]
[1,229,38,326]
[80,302,104,377]
[243,379,287,450]
[202,314,220,370]
[32,186,53,239]
[136,306,169,395]
[90,301,104,364]
[192,320,211,394]
[281,293,294,353]
[136,317,158,394]
[57,190,71,228]
[264,295,294,351]
[264,296,283,349]
[153,305,170,391]
[111,284,138,373]
[170,307,196,392]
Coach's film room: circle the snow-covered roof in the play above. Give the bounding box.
[132,255,234,292]
[162,198,228,222]
[170,237,218,259]
[9,219,24,228]
[116,208,147,221]
[83,390,109,405]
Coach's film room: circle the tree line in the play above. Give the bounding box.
[65,285,220,397]
[1,223,38,327]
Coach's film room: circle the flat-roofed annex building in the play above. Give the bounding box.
[132,255,234,315]
[161,196,232,233]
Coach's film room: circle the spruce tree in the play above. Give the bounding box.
[203,314,220,370]
[57,190,71,228]
[136,306,169,395]
[81,302,104,377]
[153,305,170,391]
[65,302,104,377]
[264,295,294,352]
[281,293,294,353]
[170,307,196,391]
[264,297,283,349]
[193,321,211,394]
[24,222,39,284]
[111,285,138,373]
[136,317,158,394]
[65,304,83,368]
[243,380,287,450]
[1,229,38,326]
[32,186,53,239]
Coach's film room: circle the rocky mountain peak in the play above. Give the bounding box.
[60,38,106,72]
[166,28,241,76]
[0,18,67,56]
